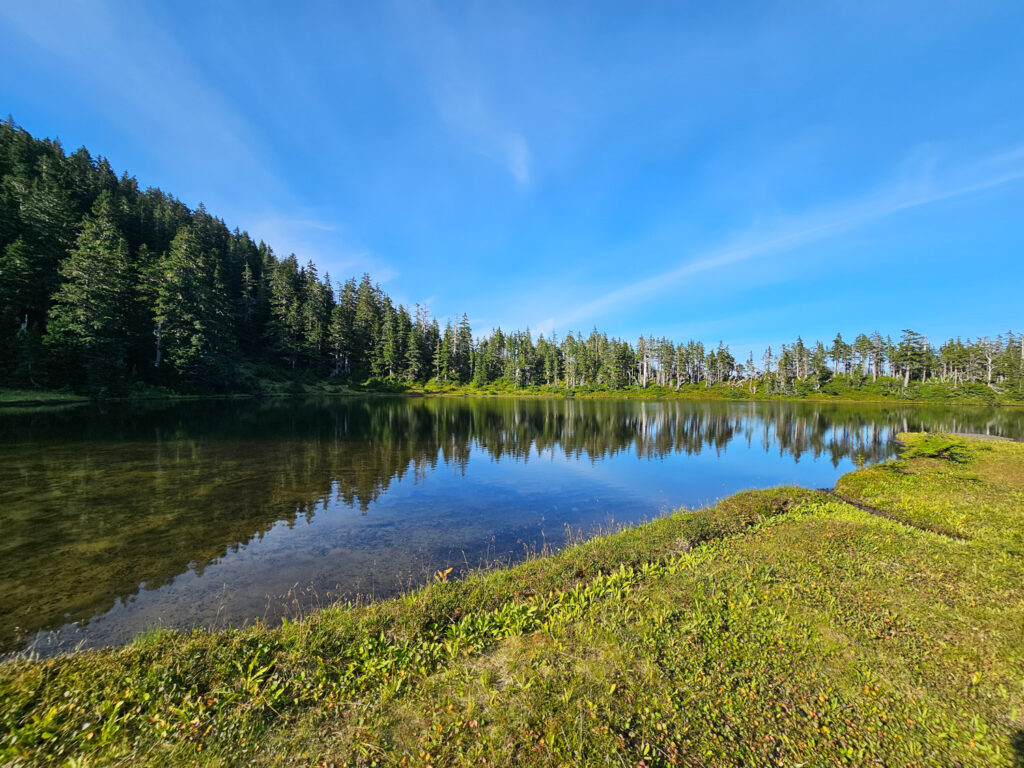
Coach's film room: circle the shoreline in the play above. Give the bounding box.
[2,456,891,664]
[2,433,1023,765]
[2,384,1022,409]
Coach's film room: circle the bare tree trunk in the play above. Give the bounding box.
[154,320,163,368]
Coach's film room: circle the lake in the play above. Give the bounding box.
[2,396,1021,656]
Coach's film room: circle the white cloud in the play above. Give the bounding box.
[244,215,398,284]
[540,144,1024,331]
[396,1,532,187]
[506,133,531,187]
[0,0,281,196]
[371,266,400,284]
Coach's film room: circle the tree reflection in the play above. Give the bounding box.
[0,397,1020,652]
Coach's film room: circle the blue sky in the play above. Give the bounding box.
[2,1,1022,352]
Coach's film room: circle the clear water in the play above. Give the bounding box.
[1,396,1020,656]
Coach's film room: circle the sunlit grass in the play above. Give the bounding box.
[0,388,88,405]
[398,378,1024,405]
[837,433,1024,549]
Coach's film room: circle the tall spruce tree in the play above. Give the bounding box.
[268,255,303,368]
[154,224,235,388]
[45,192,132,391]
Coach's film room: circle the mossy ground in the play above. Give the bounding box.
[393,377,1024,406]
[2,434,1023,766]
[0,388,88,405]
[4,372,1023,406]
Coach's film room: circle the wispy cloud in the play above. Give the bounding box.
[396,2,532,188]
[0,0,283,198]
[505,133,531,186]
[435,85,532,188]
[246,216,398,283]
[252,217,337,235]
[540,146,1024,331]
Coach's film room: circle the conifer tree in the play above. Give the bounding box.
[268,255,303,368]
[0,237,32,332]
[45,192,132,391]
[454,313,473,383]
[328,278,357,376]
[404,323,423,381]
[154,224,234,388]
[353,273,381,375]
[300,261,331,370]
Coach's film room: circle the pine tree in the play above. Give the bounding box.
[378,299,400,378]
[299,261,331,370]
[352,273,381,376]
[328,278,357,376]
[454,313,473,383]
[44,192,132,391]
[154,224,235,388]
[435,321,453,381]
[830,333,848,375]
[0,237,32,331]
[268,255,303,368]
[403,323,423,381]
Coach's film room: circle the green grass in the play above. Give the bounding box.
[2,435,1023,766]
[387,377,1024,406]
[4,374,1021,406]
[0,388,88,405]
[836,433,1024,550]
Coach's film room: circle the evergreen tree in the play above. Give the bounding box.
[403,322,424,381]
[830,333,849,375]
[328,278,357,376]
[154,224,235,388]
[0,237,32,332]
[454,313,473,383]
[268,255,303,368]
[300,261,331,370]
[352,273,381,376]
[435,322,454,381]
[44,192,132,391]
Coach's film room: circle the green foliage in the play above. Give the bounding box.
[0,387,85,404]
[154,225,236,389]
[44,193,132,393]
[2,120,1024,402]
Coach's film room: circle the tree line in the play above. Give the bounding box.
[1,119,1021,397]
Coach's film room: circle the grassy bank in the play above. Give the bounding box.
[0,388,89,406]
[0,384,357,408]
[398,378,1024,406]
[4,373,1022,407]
[2,433,1024,766]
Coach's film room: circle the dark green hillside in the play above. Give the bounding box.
[1,121,1021,402]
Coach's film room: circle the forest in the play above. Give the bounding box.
[1,119,1022,399]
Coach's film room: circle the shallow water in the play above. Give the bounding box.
[1,396,1020,656]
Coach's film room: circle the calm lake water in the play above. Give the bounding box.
[2,396,1021,656]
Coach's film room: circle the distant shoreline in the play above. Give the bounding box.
[2,383,1022,409]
